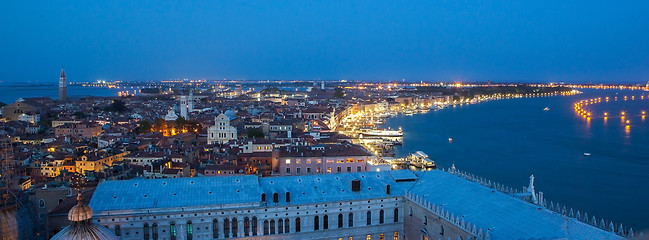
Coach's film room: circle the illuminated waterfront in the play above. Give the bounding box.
[384,89,649,230]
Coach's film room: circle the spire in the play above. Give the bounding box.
[60,66,65,78]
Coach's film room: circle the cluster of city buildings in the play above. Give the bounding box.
[0,72,633,239]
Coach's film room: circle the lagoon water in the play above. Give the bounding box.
[0,84,120,104]
[385,90,649,231]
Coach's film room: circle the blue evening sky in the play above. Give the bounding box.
[1,1,648,83]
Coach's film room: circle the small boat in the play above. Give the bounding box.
[583,153,591,156]
[544,107,550,111]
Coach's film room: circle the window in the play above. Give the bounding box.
[244,217,250,236]
[169,222,176,240]
[278,219,284,234]
[440,225,444,236]
[261,193,266,203]
[367,235,372,240]
[307,167,311,173]
[347,167,351,172]
[393,232,399,240]
[357,166,362,172]
[314,216,320,230]
[323,215,329,229]
[213,219,219,238]
[187,221,193,240]
[144,223,150,240]
[286,168,291,174]
[380,234,384,240]
[380,210,384,224]
[152,223,158,240]
[115,225,121,236]
[366,211,372,225]
[263,220,269,235]
[252,217,258,236]
[273,193,279,203]
[386,185,391,195]
[224,219,230,238]
[409,207,413,216]
[286,192,291,203]
[39,199,45,208]
[317,167,321,173]
[232,218,238,237]
[337,167,342,173]
[285,159,291,164]
[424,216,427,225]
[295,217,301,232]
[296,168,301,175]
[347,158,354,163]
[394,208,399,223]
[338,214,344,228]
[348,213,354,227]
[327,167,331,173]
[284,218,290,233]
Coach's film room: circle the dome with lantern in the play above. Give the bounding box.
[50,192,118,240]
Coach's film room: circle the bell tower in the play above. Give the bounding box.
[59,67,67,101]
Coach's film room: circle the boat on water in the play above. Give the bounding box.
[544,107,550,111]
[584,153,591,156]
[358,128,403,138]
[408,151,436,169]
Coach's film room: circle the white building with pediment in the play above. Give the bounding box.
[207,113,237,144]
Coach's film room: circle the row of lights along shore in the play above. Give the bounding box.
[574,95,648,126]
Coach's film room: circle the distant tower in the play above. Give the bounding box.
[235,84,242,96]
[59,67,67,101]
[179,96,188,119]
[321,81,325,90]
[188,89,194,112]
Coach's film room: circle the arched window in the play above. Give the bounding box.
[314,216,320,230]
[440,225,445,235]
[212,219,219,238]
[379,210,384,224]
[270,220,276,234]
[285,192,291,203]
[338,214,344,228]
[366,211,372,225]
[273,193,279,203]
[386,184,391,195]
[393,208,399,223]
[252,217,258,236]
[409,207,413,216]
[232,218,238,237]
[263,220,269,235]
[379,233,384,240]
[187,221,193,240]
[115,225,121,236]
[224,218,230,238]
[284,218,290,233]
[261,193,266,203]
[39,199,45,208]
[323,215,329,229]
[423,215,428,225]
[348,213,354,227]
[144,223,150,240]
[278,219,284,234]
[152,223,158,240]
[169,222,176,240]
[244,217,250,236]
[393,232,399,240]
[295,217,301,232]
[366,235,372,240]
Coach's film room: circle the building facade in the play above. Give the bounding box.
[88,170,626,240]
[207,114,237,144]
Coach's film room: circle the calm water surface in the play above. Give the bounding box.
[385,89,649,230]
[0,84,120,104]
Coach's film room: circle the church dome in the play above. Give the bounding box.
[51,192,118,240]
[68,193,93,222]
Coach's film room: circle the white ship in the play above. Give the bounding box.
[358,128,403,138]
